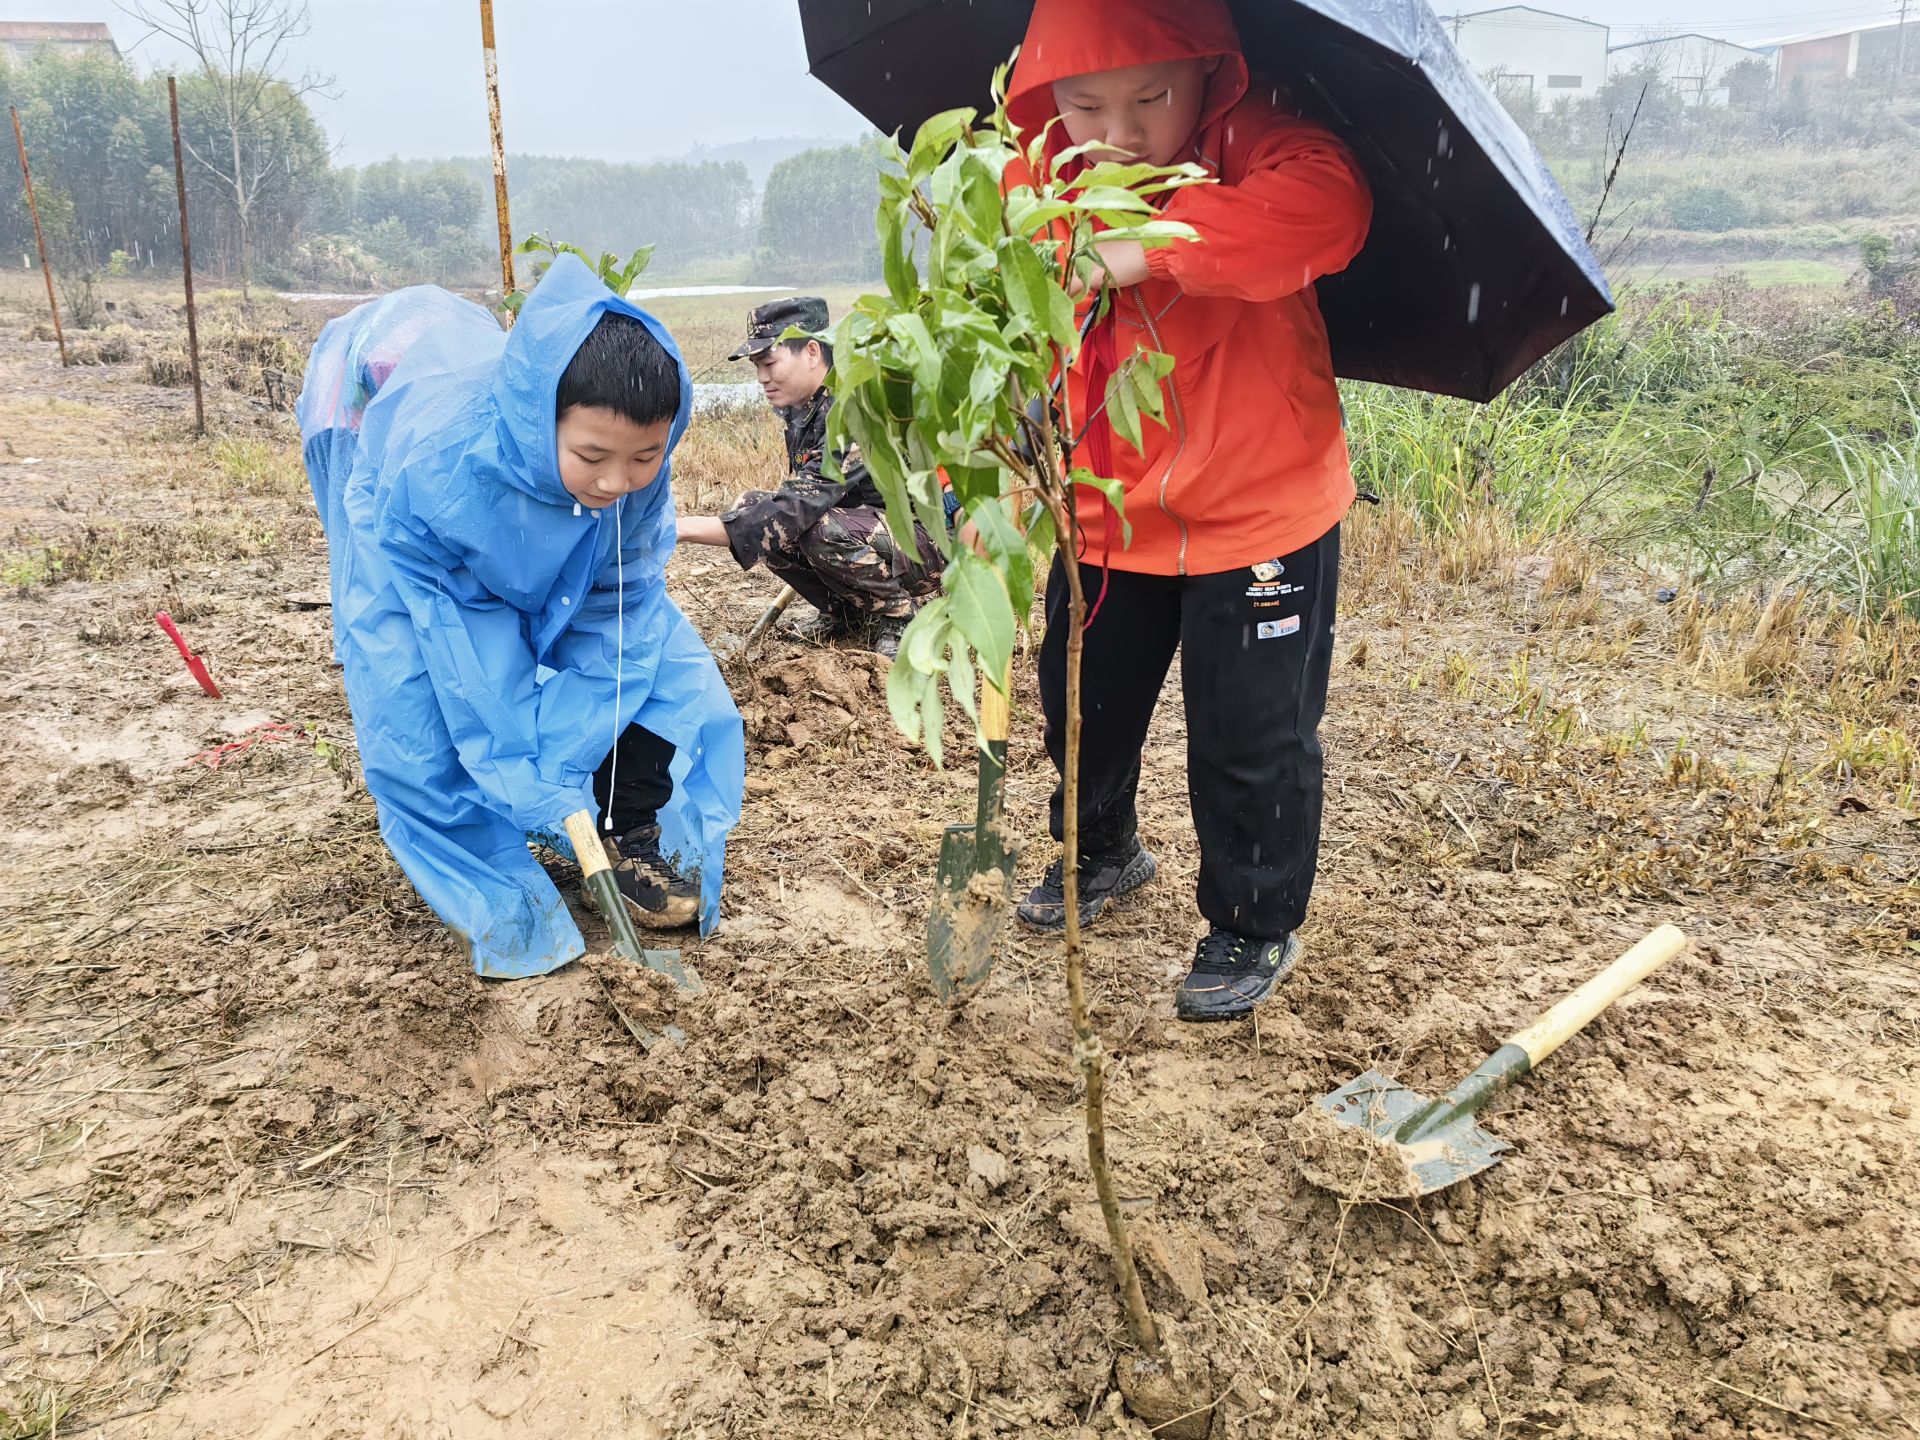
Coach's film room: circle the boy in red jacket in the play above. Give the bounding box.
[1006,0,1372,1021]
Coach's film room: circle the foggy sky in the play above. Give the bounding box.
[1,0,1905,165]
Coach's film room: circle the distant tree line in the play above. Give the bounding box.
[1,45,885,298]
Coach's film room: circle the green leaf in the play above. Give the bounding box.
[910,108,977,182]
[1071,467,1132,546]
[945,550,1016,691]
[967,496,1036,616]
[946,642,978,725]
[1063,185,1154,215]
[1107,367,1144,453]
[1023,500,1058,576]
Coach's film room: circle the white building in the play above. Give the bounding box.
[1445,6,1611,102]
[0,21,121,66]
[1607,33,1770,106]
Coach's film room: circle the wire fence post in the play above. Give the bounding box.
[168,77,207,437]
[9,105,68,368]
[479,0,516,322]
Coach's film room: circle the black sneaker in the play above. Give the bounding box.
[1175,929,1301,1022]
[603,824,698,930]
[794,605,860,644]
[1015,836,1158,931]
[869,613,910,660]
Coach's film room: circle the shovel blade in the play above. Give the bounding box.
[927,821,1015,1004]
[1299,1070,1510,1199]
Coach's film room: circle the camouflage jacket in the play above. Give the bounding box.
[719,386,885,572]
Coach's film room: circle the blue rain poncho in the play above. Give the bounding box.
[296,254,745,977]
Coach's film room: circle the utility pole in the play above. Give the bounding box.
[9,106,68,367]
[1897,0,1912,89]
[168,77,206,437]
[479,0,516,320]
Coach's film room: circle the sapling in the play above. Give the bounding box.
[822,64,1206,1378]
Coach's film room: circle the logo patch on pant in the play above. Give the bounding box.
[1251,559,1285,582]
[1257,615,1301,640]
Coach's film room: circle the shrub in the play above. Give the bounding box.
[1668,186,1751,232]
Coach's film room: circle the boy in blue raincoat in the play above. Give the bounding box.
[296,255,745,979]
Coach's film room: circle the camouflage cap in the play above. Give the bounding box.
[728,295,830,361]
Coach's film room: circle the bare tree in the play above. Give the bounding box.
[121,0,333,301]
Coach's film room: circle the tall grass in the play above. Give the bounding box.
[1343,283,1920,616]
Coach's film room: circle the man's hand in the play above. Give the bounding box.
[1069,239,1150,297]
[676,515,731,548]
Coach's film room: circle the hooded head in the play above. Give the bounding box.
[1006,0,1248,173]
[490,252,694,519]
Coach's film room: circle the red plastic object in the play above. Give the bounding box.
[155,611,222,698]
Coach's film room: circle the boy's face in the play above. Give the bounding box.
[752,341,828,411]
[1051,57,1219,168]
[556,406,673,509]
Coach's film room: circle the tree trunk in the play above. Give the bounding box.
[230,114,250,304]
[1054,496,1160,1361]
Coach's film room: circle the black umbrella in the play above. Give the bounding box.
[798,0,1612,401]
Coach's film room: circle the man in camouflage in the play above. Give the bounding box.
[675,297,944,658]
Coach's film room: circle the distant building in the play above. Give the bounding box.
[1763,20,1918,87]
[1607,33,1770,106]
[1444,6,1610,103]
[0,20,121,65]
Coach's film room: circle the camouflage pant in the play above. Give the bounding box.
[745,497,945,620]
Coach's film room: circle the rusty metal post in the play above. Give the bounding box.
[9,105,68,367]
[479,0,516,321]
[167,78,206,437]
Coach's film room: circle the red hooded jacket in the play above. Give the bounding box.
[1005,0,1372,576]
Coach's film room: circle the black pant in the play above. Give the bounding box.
[1038,524,1340,940]
[594,724,674,836]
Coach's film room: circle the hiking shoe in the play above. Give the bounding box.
[1015,836,1158,931]
[869,613,910,660]
[793,605,861,644]
[601,824,698,930]
[1175,929,1301,1023]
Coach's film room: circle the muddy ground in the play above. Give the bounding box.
[2,286,1917,1439]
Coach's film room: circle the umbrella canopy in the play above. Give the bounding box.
[798,0,1611,401]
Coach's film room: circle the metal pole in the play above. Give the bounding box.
[168,78,207,437]
[9,105,68,368]
[479,0,516,319]
[1897,0,1912,88]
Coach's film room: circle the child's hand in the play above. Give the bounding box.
[1070,240,1150,296]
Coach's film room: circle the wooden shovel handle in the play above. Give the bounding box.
[979,661,1010,744]
[1506,924,1688,1068]
[563,810,610,878]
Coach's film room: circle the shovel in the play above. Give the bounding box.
[745,585,798,651]
[1290,924,1688,1200]
[926,660,1014,1002]
[562,810,703,996]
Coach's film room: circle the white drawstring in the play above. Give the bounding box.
[604,495,624,834]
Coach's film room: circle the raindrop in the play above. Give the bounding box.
[1436,125,1449,155]
[1466,283,1482,323]
[1560,295,1569,316]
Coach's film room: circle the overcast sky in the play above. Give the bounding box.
[1,0,1906,164]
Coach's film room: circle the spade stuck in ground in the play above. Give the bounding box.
[927,662,1015,1003]
[1290,924,1689,1200]
[563,810,703,1018]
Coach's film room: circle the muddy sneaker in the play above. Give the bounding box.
[1015,836,1158,931]
[601,824,698,930]
[1175,929,1301,1022]
[869,613,910,660]
[794,605,861,645]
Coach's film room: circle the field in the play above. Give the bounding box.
[1,275,1917,1439]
